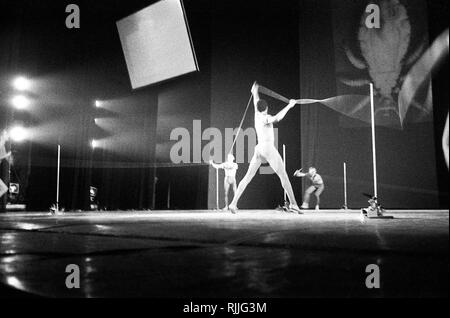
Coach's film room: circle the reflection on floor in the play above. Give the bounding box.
[0,210,448,298]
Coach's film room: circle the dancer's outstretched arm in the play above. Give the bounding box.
[266,99,297,124]
[251,82,261,113]
[209,160,223,170]
[293,169,306,177]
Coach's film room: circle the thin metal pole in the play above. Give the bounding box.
[56,144,61,212]
[343,162,348,209]
[228,93,253,156]
[283,144,287,202]
[370,83,378,198]
[216,168,219,210]
[167,182,171,210]
[152,168,157,210]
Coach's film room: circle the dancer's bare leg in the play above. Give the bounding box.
[314,193,320,209]
[302,186,316,209]
[223,179,230,210]
[314,185,324,210]
[265,149,299,210]
[229,153,262,213]
[230,180,237,210]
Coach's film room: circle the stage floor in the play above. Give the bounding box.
[0,210,448,298]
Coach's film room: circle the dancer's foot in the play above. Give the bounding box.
[229,205,237,214]
[315,205,320,211]
[301,203,309,209]
[222,206,229,211]
[289,204,303,214]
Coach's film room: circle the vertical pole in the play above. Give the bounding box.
[343,162,348,209]
[216,168,219,210]
[370,83,378,198]
[56,144,61,212]
[283,144,287,202]
[152,167,157,210]
[167,182,171,210]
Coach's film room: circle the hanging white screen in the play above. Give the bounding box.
[117,0,198,89]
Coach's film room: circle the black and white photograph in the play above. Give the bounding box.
[0,0,448,305]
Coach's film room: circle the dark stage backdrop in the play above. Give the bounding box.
[0,0,210,211]
[208,0,301,209]
[0,0,448,211]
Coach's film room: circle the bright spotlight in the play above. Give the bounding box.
[11,95,31,110]
[91,140,99,149]
[13,76,31,91]
[9,126,28,143]
[95,100,102,108]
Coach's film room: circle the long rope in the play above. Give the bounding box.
[227,93,253,156]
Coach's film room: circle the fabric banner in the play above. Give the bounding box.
[331,0,432,128]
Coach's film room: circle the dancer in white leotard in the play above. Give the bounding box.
[229,83,301,214]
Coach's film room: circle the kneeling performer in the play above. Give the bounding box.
[294,167,324,211]
[210,154,238,211]
[229,83,301,214]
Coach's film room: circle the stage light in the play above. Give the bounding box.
[11,95,31,110]
[94,118,99,125]
[91,139,99,149]
[12,76,31,91]
[6,276,25,290]
[95,100,102,108]
[9,126,28,143]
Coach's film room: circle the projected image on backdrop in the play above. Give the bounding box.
[117,0,198,89]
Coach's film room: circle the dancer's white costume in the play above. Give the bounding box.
[229,83,300,213]
[294,168,324,210]
[210,154,238,210]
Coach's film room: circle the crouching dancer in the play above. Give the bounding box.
[294,167,324,211]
